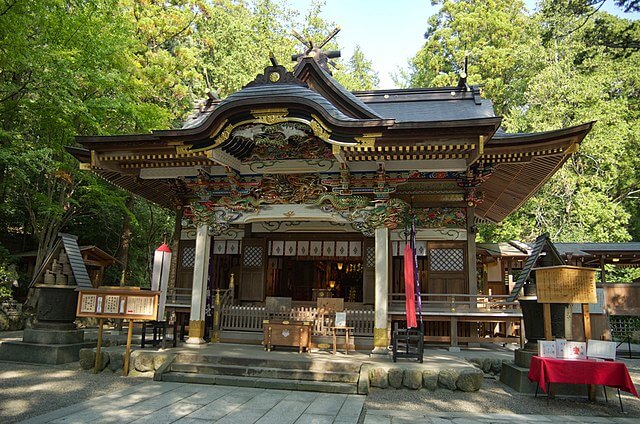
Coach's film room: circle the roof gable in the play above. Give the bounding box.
[29,233,93,288]
[293,58,383,120]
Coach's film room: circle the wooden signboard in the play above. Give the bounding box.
[533,266,598,304]
[76,287,160,377]
[533,266,598,344]
[76,287,160,320]
[317,297,344,312]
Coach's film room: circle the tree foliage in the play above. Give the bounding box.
[0,0,379,289]
[406,0,640,244]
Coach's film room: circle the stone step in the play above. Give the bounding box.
[170,362,360,383]
[174,353,361,373]
[161,372,358,394]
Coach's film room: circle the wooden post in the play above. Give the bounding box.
[581,303,595,400]
[93,319,104,374]
[123,319,134,376]
[543,303,553,341]
[582,303,591,341]
[450,317,458,347]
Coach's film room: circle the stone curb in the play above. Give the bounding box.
[368,366,483,391]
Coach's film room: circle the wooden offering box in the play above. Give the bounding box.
[533,265,598,304]
[263,319,312,353]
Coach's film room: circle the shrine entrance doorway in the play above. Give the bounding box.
[265,257,364,302]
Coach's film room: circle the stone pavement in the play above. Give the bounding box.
[363,409,640,424]
[18,379,640,424]
[19,381,365,424]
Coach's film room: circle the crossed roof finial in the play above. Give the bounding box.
[291,27,341,74]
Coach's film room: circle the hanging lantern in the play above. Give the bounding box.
[151,243,172,321]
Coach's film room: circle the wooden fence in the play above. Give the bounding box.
[220,305,375,336]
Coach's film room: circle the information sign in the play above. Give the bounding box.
[533,265,598,304]
[76,288,159,321]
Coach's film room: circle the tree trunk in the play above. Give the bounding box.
[118,195,135,285]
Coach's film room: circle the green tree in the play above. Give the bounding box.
[406,0,534,115]
[0,0,166,272]
[407,0,639,243]
[333,45,379,91]
[0,0,385,288]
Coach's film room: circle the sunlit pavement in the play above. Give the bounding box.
[363,409,640,423]
[19,381,365,424]
[16,379,640,424]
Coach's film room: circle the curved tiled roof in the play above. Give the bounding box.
[219,83,361,122]
[355,86,495,123]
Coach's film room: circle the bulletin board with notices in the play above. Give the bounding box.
[76,288,159,321]
[533,265,598,304]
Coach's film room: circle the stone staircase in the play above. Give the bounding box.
[158,352,363,394]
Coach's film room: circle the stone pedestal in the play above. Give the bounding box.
[0,328,94,364]
[500,348,604,399]
[514,348,536,368]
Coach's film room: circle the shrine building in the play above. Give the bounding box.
[68,48,593,351]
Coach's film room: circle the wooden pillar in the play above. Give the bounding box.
[599,255,606,284]
[450,316,458,347]
[372,226,390,356]
[186,223,210,344]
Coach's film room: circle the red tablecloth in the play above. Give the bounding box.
[528,356,638,396]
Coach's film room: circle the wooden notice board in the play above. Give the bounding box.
[76,287,160,320]
[533,266,598,304]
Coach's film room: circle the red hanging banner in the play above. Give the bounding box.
[403,243,417,328]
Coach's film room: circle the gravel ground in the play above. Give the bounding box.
[0,361,146,424]
[1,356,638,423]
[365,358,640,418]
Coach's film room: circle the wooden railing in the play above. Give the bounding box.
[389,292,523,347]
[166,287,192,307]
[389,292,521,312]
[220,305,375,337]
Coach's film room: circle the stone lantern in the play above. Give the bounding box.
[0,233,94,364]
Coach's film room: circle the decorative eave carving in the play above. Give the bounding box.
[244,65,307,88]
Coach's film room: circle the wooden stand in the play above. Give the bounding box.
[93,318,104,374]
[330,326,354,355]
[123,319,134,376]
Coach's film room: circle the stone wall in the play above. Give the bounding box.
[366,365,484,392]
[79,348,173,375]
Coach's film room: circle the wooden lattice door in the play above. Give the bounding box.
[362,238,375,305]
[239,238,266,301]
[426,241,468,300]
